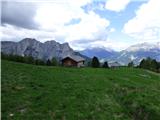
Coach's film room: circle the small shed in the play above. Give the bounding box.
[62,55,85,67]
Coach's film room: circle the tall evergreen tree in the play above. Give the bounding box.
[91,56,100,68]
[46,59,51,66]
[128,61,134,67]
[102,61,109,68]
[139,59,147,68]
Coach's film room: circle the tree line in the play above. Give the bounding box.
[127,57,160,73]
[1,53,160,72]
[138,57,160,72]
[90,56,160,73]
[1,53,58,66]
[1,53,107,68]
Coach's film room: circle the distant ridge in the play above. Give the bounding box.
[102,42,160,65]
[80,47,117,59]
[1,39,159,65]
[1,38,88,61]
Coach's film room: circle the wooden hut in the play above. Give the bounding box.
[62,55,85,67]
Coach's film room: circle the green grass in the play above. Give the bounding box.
[1,60,160,120]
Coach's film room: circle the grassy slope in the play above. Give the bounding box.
[1,60,160,120]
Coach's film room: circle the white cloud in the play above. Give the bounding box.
[63,11,109,42]
[70,37,132,51]
[100,38,132,51]
[1,24,116,51]
[110,28,116,33]
[123,0,160,42]
[34,0,92,29]
[34,0,110,46]
[34,0,92,30]
[1,24,57,42]
[105,0,131,12]
[1,0,110,50]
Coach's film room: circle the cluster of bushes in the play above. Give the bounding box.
[138,57,160,72]
[1,53,59,66]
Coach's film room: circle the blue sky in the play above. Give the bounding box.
[1,0,160,51]
[82,0,149,49]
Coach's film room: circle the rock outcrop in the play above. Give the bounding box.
[1,38,75,61]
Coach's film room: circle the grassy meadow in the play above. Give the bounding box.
[1,60,160,120]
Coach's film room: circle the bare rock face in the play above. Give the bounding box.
[1,38,74,61]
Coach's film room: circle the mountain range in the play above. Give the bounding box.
[111,42,160,65]
[81,42,160,65]
[1,38,160,65]
[79,47,117,59]
[1,38,89,61]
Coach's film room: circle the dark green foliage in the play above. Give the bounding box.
[1,52,7,59]
[128,61,134,67]
[1,53,61,67]
[1,52,50,66]
[1,53,25,63]
[139,59,147,69]
[51,57,58,66]
[15,55,24,63]
[1,53,10,60]
[139,57,159,72]
[158,62,160,72]
[46,59,51,66]
[24,56,35,64]
[102,61,109,68]
[150,59,159,70]
[91,56,100,68]
[1,60,160,120]
[35,59,45,65]
[9,54,17,61]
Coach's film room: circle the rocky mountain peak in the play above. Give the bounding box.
[44,40,57,45]
[126,42,160,52]
[1,38,76,61]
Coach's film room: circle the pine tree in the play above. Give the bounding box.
[103,61,109,68]
[139,59,147,68]
[91,56,100,68]
[128,61,134,67]
[46,59,51,66]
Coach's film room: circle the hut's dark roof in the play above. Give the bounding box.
[62,55,85,62]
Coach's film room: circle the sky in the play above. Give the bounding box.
[1,0,160,51]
